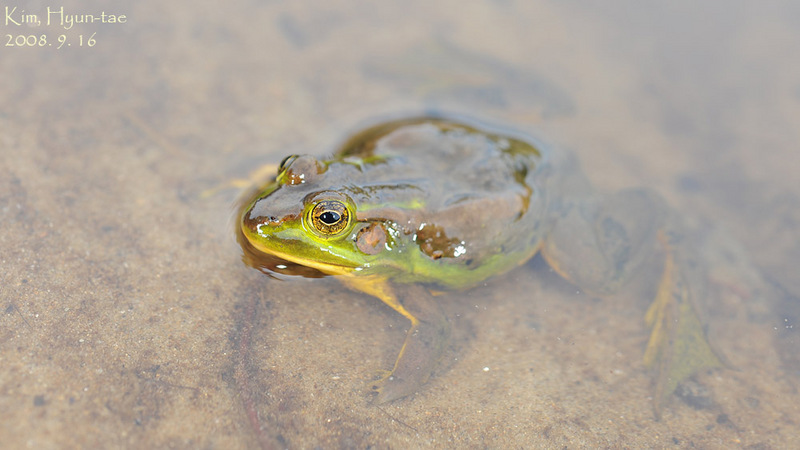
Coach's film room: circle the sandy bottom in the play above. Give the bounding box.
[2,0,799,448]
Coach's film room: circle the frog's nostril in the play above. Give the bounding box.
[243,214,271,233]
[243,211,298,233]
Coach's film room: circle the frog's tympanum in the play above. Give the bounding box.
[237,116,721,413]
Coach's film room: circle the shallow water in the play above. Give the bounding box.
[2,0,799,447]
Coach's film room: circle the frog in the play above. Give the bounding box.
[236,116,722,414]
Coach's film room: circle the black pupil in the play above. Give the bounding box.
[319,211,340,225]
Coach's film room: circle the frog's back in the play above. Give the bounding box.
[332,117,551,288]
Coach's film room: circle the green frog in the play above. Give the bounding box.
[236,116,721,413]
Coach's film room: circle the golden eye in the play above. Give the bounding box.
[309,200,350,236]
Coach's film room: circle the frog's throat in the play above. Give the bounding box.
[246,238,358,277]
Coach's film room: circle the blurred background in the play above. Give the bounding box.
[1,0,798,447]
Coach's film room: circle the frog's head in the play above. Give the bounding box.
[238,154,387,278]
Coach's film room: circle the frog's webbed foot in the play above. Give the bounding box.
[542,189,723,414]
[361,283,450,404]
[644,231,722,416]
[370,311,451,403]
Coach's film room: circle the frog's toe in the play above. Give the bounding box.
[369,371,418,404]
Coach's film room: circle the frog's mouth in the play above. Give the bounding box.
[237,224,356,278]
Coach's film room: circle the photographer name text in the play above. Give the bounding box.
[5,6,126,30]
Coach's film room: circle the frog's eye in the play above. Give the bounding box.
[278,155,298,174]
[309,200,351,236]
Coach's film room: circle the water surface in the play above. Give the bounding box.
[2,0,798,447]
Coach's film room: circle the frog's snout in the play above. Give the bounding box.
[242,198,298,235]
[242,213,274,234]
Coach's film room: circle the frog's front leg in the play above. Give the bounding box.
[341,277,450,403]
[541,188,722,414]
